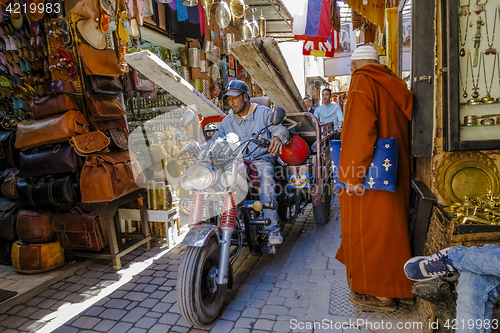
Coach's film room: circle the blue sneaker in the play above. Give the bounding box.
[267,226,283,245]
[404,248,457,281]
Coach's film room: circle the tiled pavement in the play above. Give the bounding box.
[0,199,424,333]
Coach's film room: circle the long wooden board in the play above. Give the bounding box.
[124,51,224,117]
[229,38,315,132]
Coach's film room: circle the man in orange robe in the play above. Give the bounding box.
[336,45,414,311]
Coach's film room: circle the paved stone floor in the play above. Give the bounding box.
[0,199,424,332]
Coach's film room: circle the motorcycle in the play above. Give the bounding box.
[172,106,335,328]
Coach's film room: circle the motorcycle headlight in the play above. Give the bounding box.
[221,171,235,187]
[186,163,216,190]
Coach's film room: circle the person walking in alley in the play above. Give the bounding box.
[335,45,414,311]
[303,95,315,113]
[314,88,343,139]
[404,245,500,333]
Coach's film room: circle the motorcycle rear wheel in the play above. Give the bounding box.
[177,237,227,328]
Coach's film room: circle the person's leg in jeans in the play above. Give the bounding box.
[448,245,500,333]
[253,161,282,244]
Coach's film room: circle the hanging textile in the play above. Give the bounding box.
[302,30,338,57]
[293,0,332,42]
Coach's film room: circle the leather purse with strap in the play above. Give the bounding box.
[69,130,110,155]
[84,92,126,120]
[78,43,122,77]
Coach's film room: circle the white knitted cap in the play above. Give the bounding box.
[351,45,379,61]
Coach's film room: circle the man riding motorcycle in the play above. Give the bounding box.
[207,80,289,244]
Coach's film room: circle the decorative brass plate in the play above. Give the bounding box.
[436,152,500,204]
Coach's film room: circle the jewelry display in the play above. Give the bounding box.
[459,0,472,57]
[481,52,497,103]
[472,16,484,67]
[481,117,495,125]
[460,54,469,98]
[464,115,478,126]
[467,52,482,104]
[483,6,497,55]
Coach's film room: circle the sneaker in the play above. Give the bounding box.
[267,227,283,245]
[348,292,397,312]
[404,248,457,281]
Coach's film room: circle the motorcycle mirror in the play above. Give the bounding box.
[182,109,197,127]
[271,107,285,125]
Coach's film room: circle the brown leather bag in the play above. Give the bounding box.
[53,207,107,251]
[17,210,56,243]
[80,151,146,203]
[124,68,158,92]
[84,92,126,120]
[78,44,122,77]
[1,169,20,199]
[70,130,110,155]
[11,240,65,273]
[15,110,90,149]
[90,117,129,151]
[30,93,80,119]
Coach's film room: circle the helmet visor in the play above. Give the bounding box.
[223,88,243,100]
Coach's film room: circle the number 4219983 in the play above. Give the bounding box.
[6,1,61,14]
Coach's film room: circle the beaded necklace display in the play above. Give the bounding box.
[468,52,482,103]
[483,6,497,55]
[460,53,469,98]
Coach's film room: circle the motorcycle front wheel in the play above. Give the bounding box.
[177,237,227,328]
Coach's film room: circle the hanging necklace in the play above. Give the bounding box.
[459,0,472,57]
[481,52,497,103]
[483,6,497,55]
[474,0,487,14]
[467,52,482,104]
[460,54,469,98]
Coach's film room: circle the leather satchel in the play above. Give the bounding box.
[19,142,82,178]
[15,110,90,149]
[85,92,126,120]
[1,169,20,199]
[0,197,19,241]
[80,151,146,203]
[85,74,123,95]
[0,130,19,168]
[69,130,110,155]
[17,173,81,207]
[17,210,56,243]
[78,44,122,77]
[329,137,398,192]
[124,68,158,92]
[30,93,80,119]
[53,207,107,251]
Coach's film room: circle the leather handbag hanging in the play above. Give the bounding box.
[84,92,126,120]
[90,117,129,151]
[30,93,80,119]
[69,130,110,155]
[0,130,19,168]
[124,68,158,92]
[85,74,123,96]
[0,197,19,241]
[1,169,20,199]
[53,207,107,251]
[19,142,82,178]
[17,210,56,243]
[16,173,81,207]
[80,150,146,203]
[78,43,122,77]
[15,110,90,149]
[11,240,65,274]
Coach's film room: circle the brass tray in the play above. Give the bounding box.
[436,152,500,204]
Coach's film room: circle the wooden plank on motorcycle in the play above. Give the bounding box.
[229,38,315,132]
[124,51,225,117]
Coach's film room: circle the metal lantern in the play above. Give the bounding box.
[239,15,252,41]
[259,9,266,38]
[230,0,245,23]
[183,0,198,6]
[250,8,259,38]
[215,0,231,29]
[200,0,214,23]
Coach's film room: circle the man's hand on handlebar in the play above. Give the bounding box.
[267,136,283,156]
